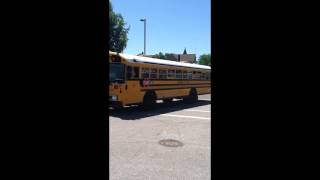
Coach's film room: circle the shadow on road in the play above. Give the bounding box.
[109,99,211,120]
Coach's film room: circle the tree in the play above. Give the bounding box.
[109,1,130,52]
[153,52,166,59]
[198,54,211,66]
[183,48,187,54]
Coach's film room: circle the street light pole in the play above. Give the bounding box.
[140,18,146,55]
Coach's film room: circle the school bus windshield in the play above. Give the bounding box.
[109,63,125,84]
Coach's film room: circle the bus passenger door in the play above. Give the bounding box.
[124,66,141,105]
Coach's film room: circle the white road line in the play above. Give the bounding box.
[160,114,210,120]
[184,110,210,113]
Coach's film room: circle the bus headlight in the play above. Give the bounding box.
[111,95,118,101]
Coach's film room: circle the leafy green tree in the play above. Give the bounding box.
[109,1,130,52]
[198,54,211,66]
[154,52,166,59]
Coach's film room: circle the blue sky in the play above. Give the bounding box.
[110,0,211,60]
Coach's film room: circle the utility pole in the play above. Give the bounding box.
[140,18,146,55]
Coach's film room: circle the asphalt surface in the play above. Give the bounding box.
[109,94,211,180]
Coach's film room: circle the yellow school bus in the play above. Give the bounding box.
[109,51,211,109]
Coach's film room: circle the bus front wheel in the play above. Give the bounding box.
[142,91,156,110]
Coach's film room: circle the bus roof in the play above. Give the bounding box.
[110,51,211,70]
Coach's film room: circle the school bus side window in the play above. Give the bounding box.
[192,71,197,79]
[126,66,132,79]
[159,69,167,79]
[142,68,150,78]
[187,71,193,79]
[197,72,201,80]
[205,72,209,80]
[150,68,158,79]
[168,69,175,79]
[176,70,182,79]
[182,71,187,79]
[201,72,205,80]
[133,67,140,79]
[192,71,201,80]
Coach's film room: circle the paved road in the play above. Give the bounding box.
[109,94,211,180]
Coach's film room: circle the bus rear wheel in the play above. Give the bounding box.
[184,88,198,103]
[142,91,156,110]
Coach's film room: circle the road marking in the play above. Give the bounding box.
[184,109,210,113]
[160,114,210,120]
[199,99,211,101]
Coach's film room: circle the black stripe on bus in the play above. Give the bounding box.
[140,86,211,91]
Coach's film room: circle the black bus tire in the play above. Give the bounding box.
[142,91,156,110]
[184,88,198,103]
